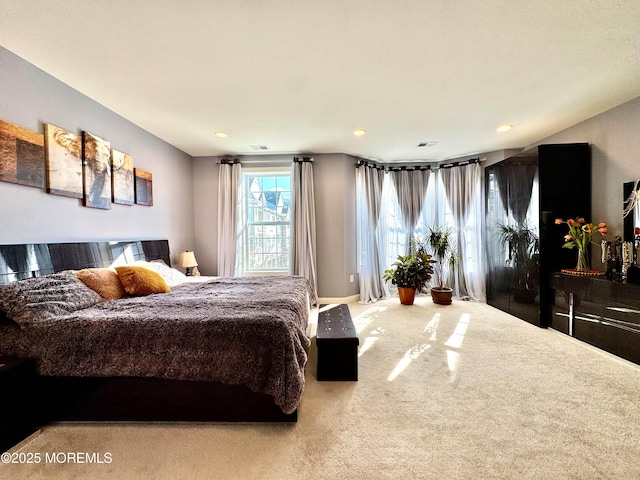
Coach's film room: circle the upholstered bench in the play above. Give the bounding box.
[316,304,359,381]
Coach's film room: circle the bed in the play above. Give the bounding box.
[0,240,314,422]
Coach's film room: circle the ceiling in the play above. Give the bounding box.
[1,1,639,163]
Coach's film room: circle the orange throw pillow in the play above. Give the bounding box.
[75,268,128,300]
[115,265,171,296]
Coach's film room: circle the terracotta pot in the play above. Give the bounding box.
[431,286,453,305]
[398,287,416,305]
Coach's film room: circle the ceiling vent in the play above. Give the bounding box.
[417,141,438,148]
[249,145,269,151]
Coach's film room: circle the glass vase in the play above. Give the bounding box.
[576,248,589,272]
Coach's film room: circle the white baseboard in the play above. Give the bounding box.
[318,294,360,305]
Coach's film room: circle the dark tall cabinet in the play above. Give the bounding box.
[484,143,591,327]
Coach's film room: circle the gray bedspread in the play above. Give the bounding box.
[20,276,313,414]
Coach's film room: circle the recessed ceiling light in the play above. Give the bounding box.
[353,129,366,136]
[215,131,227,138]
[496,124,513,132]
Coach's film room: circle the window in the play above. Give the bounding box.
[243,171,291,272]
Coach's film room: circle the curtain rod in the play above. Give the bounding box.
[385,165,433,172]
[438,157,482,169]
[356,160,385,170]
[357,157,484,171]
[293,156,313,163]
[218,158,240,165]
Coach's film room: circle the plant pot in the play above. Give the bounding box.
[398,287,416,305]
[431,286,453,305]
[512,286,537,304]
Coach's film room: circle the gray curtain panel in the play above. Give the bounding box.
[290,159,318,303]
[356,163,388,303]
[389,168,431,246]
[217,161,242,277]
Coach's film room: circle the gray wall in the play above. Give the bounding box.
[525,96,640,240]
[314,154,359,299]
[192,153,359,299]
[0,47,195,264]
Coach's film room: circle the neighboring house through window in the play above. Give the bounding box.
[243,169,291,273]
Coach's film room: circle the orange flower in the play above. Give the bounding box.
[560,217,608,254]
[555,218,564,224]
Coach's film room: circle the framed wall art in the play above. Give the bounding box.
[82,131,112,210]
[134,168,153,206]
[111,149,135,205]
[44,124,83,198]
[0,120,45,188]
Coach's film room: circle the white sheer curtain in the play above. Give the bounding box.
[217,161,242,277]
[440,162,485,300]
[356,162,388,303]
[290,158,318,303]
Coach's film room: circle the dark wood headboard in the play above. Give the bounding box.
[0,240,170,284]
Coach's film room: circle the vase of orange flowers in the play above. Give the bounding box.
[555,217,608,274]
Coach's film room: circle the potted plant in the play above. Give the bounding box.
[382,244,435,305]
[426,226,458,305]
[497,223,540,303]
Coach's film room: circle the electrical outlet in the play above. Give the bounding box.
[349,274,354,283]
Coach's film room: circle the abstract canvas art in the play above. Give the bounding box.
[44,124,83,198]
[111,149,134,205]
[0,120,45,188]
[134,168,153,206]
[82,131,112,209]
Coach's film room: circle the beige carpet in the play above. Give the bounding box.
[3,297,640,479]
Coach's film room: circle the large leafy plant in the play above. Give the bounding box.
[383,246,435,292]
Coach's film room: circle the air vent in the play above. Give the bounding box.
[249,145,269,151]
[417,141,438,148]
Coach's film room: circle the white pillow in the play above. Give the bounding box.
[133,260,188,286]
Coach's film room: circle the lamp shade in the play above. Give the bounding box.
[178,251,198,268]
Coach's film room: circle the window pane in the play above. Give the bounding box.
[243,172,292,271]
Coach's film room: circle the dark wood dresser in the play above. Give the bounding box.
[550,273,640,365]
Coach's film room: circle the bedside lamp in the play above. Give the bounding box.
[178,251,199,276]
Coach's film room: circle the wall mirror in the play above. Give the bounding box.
[623,180,640,242]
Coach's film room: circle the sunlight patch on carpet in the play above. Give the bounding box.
[352,305,387,334]
[388,343,431,381]
[447,350,460,381]
[358,327,384,357]
[424,312,440,341]
[358,337,378,357]
[444,313,470,349]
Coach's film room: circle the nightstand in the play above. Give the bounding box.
[0,358,39,452]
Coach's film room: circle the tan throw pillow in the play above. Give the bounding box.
[75,268,128,300]
[115,265,171,296]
